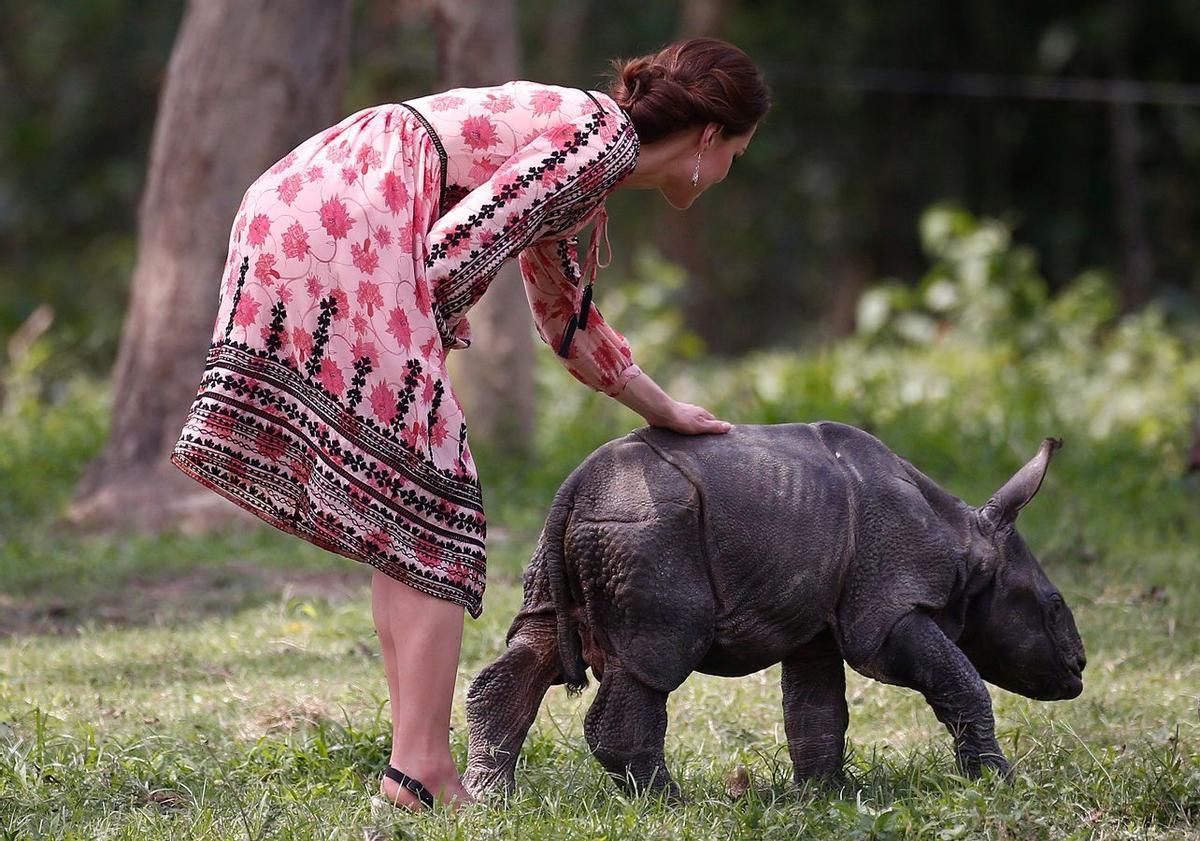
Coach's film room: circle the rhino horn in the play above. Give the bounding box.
[980,437,1062,528]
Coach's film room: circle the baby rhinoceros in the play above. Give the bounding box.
[464,422,1086,799]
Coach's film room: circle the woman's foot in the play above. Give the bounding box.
[377,761,475,811]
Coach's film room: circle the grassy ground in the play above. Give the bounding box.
[1,491,1198,839]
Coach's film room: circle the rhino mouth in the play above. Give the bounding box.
[1059,671,1084,699]
[1017,673,1081,701]
[1027,657,1083,701]
[1042,668,1083,700]
[983,643,1083,700]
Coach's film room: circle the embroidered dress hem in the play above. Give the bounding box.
[170,450,482,617]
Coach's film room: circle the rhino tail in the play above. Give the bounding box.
[543,470,588,695]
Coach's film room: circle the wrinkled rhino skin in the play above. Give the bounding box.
[464,422,1086,798]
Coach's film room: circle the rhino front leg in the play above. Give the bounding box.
[584,668,679,799]
[463,620,561,798]
[781,638,849,786]
[876,612,1011,780]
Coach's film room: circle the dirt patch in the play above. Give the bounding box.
[239,696,339,741]
[0,561,369,637]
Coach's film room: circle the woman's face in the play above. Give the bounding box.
[662,122,757,209]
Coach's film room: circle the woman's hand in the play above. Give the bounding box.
[653,400,733,435]
[614,369,733,435]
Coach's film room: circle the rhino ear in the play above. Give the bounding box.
[979,438,1062,530]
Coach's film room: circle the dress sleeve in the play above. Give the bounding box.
[422,109,635,322]
[519,234,643,397]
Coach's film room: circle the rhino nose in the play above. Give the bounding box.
[1067,646,1086,674]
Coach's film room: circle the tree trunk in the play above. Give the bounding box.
[431,0,534,455]
[540,0,589,80]
[71,0,352,530]
[678,0,731,37]
[658,0,734,349]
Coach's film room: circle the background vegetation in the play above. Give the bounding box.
[4,0,1200,362]
[1,1,1198,838]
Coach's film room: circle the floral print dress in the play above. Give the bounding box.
[171,81,642,618]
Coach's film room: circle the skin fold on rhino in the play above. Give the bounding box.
[463,422,1086,799]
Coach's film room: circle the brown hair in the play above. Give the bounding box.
[607,37,771,144]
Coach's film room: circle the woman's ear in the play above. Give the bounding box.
[701,122,722,151]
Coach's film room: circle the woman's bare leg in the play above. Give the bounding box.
[371,568,475,808]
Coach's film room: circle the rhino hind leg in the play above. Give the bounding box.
[584,668,679,800]
[781,634,849,786]
[463,618,561,798]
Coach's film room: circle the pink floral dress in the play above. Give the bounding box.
[171,81,642,618]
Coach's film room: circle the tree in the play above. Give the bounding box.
[71,0,352,530]
[657,0,735,347]
[431,0,535,456]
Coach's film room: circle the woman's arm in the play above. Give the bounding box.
[614,368,732,435]
[520,235,731,436]
[422,108,636,315]
[520,235,643,396]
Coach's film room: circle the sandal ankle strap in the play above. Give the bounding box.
[384,765,436,809]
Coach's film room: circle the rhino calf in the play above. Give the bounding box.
[464,423,1086,798]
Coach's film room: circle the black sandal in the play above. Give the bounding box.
[383,765,436,809]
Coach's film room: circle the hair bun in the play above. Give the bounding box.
[607,38,771,143]
[617,59,665,108]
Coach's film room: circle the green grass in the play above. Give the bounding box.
[0,547,1197,839]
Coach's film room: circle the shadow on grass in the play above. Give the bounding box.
[1,510,536,640]
[0,559,370,638]
[32,636,383,690]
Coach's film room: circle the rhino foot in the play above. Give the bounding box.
[957,750,1013,783]
[874,612,1014,784]
[584,668,678,799]
[464,626,561,798]
[781,636,849,787]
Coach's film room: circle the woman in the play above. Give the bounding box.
[171,36,769,809]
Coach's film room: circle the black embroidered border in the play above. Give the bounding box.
[433,111,639,317]
[556,238,581,284]
[429,106,606,309]
[176,389,484,549]
[172,332,490,617]
[400,102,448,213]
[200,340,484,510]
[172,440,487,617]
[224,256,250,339]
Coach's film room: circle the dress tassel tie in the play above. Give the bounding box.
[556,312,578,357]
[558,206,612,357]
[578,282,594,330]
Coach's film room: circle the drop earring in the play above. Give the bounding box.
[691,151,702,187]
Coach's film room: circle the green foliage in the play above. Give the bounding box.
[857,204,1050,349]
[0,336,110,528]
[852,205,1200,455]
